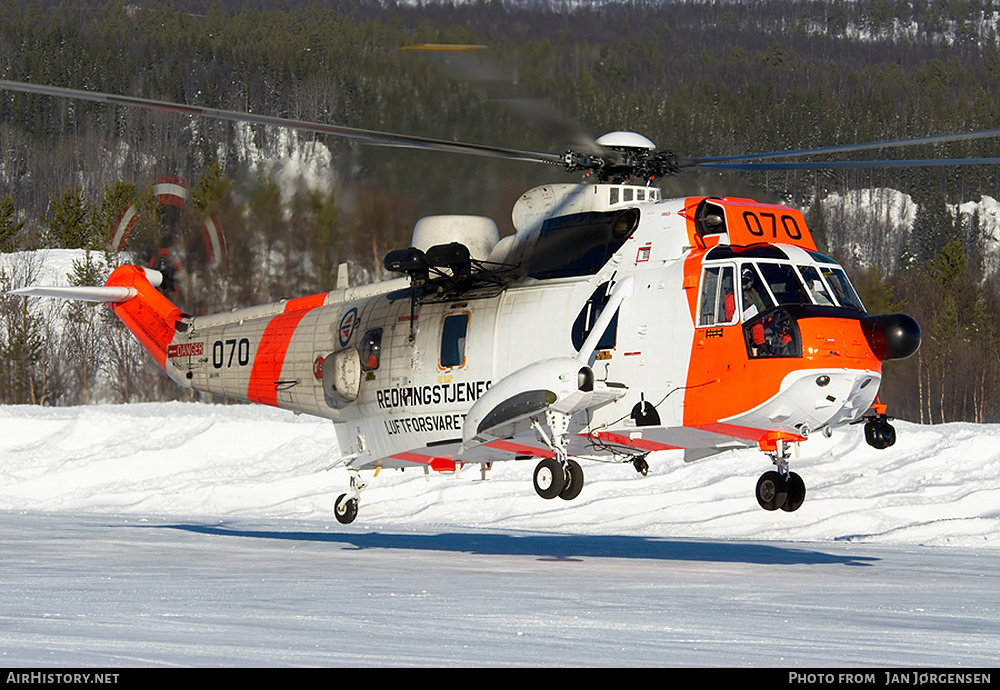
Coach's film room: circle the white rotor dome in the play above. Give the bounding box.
[595,131,656,150]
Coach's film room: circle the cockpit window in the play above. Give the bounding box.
[698,265,738,327]
[740,264,775,320]
[798,265,836,306]
[703,255,865,323]
[808,250,838,264]
[757,262,810,306]
[820,266,865,311]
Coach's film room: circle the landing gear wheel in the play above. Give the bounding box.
[780,472,806,512]
[632,455,650,476]
[865,418,896,449]
[533,458,566,500]
[334,493,359,524]
[559,459,584,501]
[756,471,788,511]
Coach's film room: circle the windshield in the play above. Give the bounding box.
[700,253,866,330]
[746,260,864,313]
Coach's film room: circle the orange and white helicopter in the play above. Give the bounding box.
[14,70,997,524]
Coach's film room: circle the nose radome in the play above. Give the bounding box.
[861,313,921,361]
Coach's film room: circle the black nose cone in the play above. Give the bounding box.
[861,313,921,361]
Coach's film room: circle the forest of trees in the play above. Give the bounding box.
[2,0,1000,424]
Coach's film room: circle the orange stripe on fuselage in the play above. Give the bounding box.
[284,293,327,312]
[681,247,704,324]
[246,293,327,407]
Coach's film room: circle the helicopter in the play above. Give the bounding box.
[14,60,998,525]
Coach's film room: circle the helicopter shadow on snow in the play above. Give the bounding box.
[154,523,878,567]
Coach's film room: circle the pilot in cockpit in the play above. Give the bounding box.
[741,266,768,321]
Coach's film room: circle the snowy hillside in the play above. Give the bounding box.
[2,401,998,549]
[814,188,1000,274]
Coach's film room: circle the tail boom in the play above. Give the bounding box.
[105,265,185,370]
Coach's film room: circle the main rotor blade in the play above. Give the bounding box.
[404,44,607,159]
[0,79,565,166]
[686,128,1000,166]
[691,157,1000,171]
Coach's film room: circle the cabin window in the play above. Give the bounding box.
[698,265,738,327]
[360,328,383,371]
[572,282,619,350]
[440,313,469,368]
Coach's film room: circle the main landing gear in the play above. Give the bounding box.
[755,438,806,512]
[864,413,896,450]
[755,469,806,512]
[529,411,588,501]
[533,457,584,501]
[861,400,897,450]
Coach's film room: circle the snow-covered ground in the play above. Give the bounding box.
[2,402,998,548]
[2,402,999,667]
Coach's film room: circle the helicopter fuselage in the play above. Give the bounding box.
[105,185,912,484]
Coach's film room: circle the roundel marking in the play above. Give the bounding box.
[338,308,359,347]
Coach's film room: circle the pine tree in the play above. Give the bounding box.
[41,185,93,249]
[0,195,25,252]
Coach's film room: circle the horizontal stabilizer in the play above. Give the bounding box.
[9,285,137,303]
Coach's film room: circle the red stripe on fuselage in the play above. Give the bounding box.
[246,296,326,406]
[584,431,681,452]
[485,439,556,459]
[390,451,458,471]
